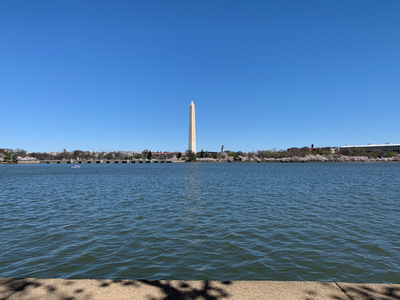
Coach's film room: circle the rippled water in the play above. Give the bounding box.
[1,163,399,283]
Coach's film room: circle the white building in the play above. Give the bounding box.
[338,143,400,154]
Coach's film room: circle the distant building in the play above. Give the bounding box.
[221,145,225,153]
[339,143,400,154]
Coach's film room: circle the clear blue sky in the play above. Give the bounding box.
[1,1,399,153]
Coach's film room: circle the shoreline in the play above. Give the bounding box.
[1,278,399,299]
[1,160,399,165]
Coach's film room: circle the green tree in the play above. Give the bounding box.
[187,151,196,161]
[228,152,236,158]
[352,147,365,156]
[261,150,285,159]
[385,150,396,158]
[341,148,354,156]
[3,151,11,162]
[227,152,237,161]
[176,152,182,159]
[314,148,324,155]
[147,151,152,160]
[375,150,385,158]
[200,149,204,158]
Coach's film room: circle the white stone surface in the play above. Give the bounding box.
[188,101,196,154]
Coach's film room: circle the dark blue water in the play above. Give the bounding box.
[0,163,399,283]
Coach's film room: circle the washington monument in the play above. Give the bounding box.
[188,101,196,154]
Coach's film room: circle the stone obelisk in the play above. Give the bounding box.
[188,101,196,154]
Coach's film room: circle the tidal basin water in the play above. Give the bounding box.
[1,163,399,283]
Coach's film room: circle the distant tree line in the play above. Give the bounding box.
[1,146,398,163]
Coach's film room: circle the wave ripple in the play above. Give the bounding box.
[1,163,399,283]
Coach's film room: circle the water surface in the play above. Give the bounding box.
[0,163,399,283]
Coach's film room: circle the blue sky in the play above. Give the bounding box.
[1,1,399,153]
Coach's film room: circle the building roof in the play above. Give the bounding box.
[340,143,400,148]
